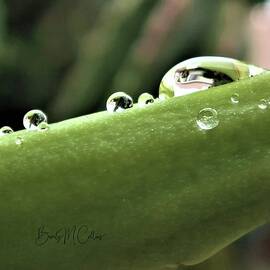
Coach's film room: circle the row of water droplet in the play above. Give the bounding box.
[0,109,49,144]
[1,92,269,141]
[1,109,49,135]
[107,91,270,130]
[106,92,155,112]
[0,92,155,143]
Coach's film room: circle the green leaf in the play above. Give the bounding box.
[0,72,270,269]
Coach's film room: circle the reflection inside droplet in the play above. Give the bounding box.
[23,109,48,130]
[196,108,219,130]
[106,92,133,112]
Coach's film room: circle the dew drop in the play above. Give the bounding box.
[0,126,14,136]
[258,99,268,110]
[231,93,239,104]
[106,92,133,112]
[23,109,48,130]
[15,136,23,145]
[138,93,154,107]
[38,122,49,131]
[196,108,219,130]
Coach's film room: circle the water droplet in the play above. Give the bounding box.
[15,136,23,145]
[106,92,133,112]
[258,99,268,110]
[38,122,49,131]
[23,109,48,130]
[196,108,219,130]
[0,126,14,136]
[138,93,154,106]
[231,93,239,104]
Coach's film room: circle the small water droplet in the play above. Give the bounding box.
[196,108,219,130]
[138,93,154,106]
[23,109,48,130]
[0,126,14,136]
[258,99,268,110]
[38,122,49,131]
[106,92,133,112]
[231,93,239,104]
[15,136,23,145]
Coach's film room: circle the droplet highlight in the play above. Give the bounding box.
[0,126,14,136]
[138,93,154,106]
[231,93,239,104]
[196,108,219,130]
[15,136,23,145]
[106,92,133,112]
[23,109,48,130]
[258,99,268,110]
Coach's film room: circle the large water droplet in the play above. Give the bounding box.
[138,93,154,107]
[0,126,14,136]
[258,99,268,110]
[231,93,239,104]
[23,109,48,130]
[15,136,23,145]
[38,122,49,131]
[196,108,219,130]
[106,92,133,112]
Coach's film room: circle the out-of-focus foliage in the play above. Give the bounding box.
[0,0,6,42]
[48,0,158,118]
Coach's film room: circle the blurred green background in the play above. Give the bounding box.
[1,0,270,268]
